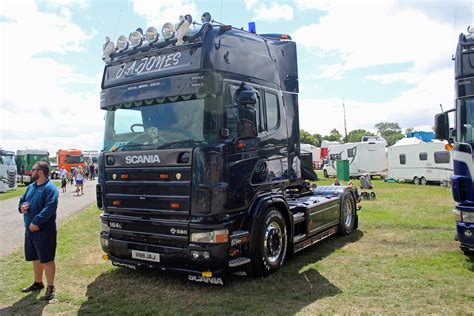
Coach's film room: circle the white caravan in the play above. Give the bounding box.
[323,141,387,178]
[300,143,321,168]
[0,149,17,192]
[387,139,453,184]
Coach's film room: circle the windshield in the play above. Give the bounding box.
[103,94,219,151]
[459,99,474,143]
[1,155,16,165]
[67,155,84,163]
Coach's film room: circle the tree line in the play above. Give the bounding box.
[301,122,409,146]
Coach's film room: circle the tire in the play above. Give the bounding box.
[323,170,329,178]
[339,191,356,235]
[361,192,369,200]
[252,208,288,276]
[370,192,376,199]
[420,177,427,186]
[413,177,420,185]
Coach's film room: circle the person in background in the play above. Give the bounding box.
[333,178,341,186]
[89,163,95,180]
[18,161,59,301]
[59,167,67,193]
[84,164,89,183]
[73,166,84,196]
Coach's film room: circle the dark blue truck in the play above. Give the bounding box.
[97,13,359,284]
[435,27,474,256]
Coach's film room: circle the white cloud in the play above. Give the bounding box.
[294,0,330,11]
[132,0,198,26]
[0,0,102,153]
[40,0,89,9]
[252,3,294,21]
[245,0,258,10]
[365,72,421,85]
[293,0,455,78]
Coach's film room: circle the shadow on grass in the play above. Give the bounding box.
[77,230,363,314]
[0,292,49,315]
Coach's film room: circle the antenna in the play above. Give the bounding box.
[440,103,444,112]
[112,8,123,40]
[343,98,348,143]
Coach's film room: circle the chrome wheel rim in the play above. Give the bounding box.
[344,200,353,227]
[264,222,283,263]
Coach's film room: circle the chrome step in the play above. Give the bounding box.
[293,212,305,224]
[293,233,306,244]
[228,257,251,268]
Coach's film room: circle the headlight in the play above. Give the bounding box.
[190,229,228,243]
[101,221,110,233]
[116,35,128,51]
[462,211,474,223]
[146,26,159,43]
[162,22,175,40]
[129,30,143,47]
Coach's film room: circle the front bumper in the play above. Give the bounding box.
[456,221,474,251]
[100,234,231,276]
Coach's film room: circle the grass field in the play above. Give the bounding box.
[0,178,473,314]
[0,181,61,201]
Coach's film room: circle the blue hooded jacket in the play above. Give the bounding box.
[19,178,59,229]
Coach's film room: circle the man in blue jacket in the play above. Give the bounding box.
[18,161,59,301]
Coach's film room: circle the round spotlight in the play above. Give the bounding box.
[116,35,129,51]
[201,12,211,23]
[146,26,159,43]
[129,31,143,48]
[162,22,175,40]
[185,14,193,24]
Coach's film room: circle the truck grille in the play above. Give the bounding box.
[104,166,192,216]
[7,170,16,188]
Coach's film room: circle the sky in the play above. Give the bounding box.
[0,0,473,154]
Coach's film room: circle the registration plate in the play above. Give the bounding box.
[131,250,160,262]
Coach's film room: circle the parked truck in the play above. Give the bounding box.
[434,26,474,255]
[16,149,49,184]
[0,149,17,193]
[56,149,85,174]
[97,13,359,283]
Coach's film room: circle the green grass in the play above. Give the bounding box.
[0,179,473,314]
[0,181,61,201]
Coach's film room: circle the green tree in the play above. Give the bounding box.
[312,133,322,147]
[323,129,343,142]
[405,127,415,135]
[375,122,404,146]
[300,130,318,146]
[347,129,374,143]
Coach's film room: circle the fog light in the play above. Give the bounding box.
[191,251,200,259]
[202,251,210,260]
[100,238,109,248]
[465,230,473,237]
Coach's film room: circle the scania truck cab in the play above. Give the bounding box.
[435,27,474,255]
[97,13,359,283]
[0,149,17,193]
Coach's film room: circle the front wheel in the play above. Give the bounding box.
[252,208,288,276]
[413,177,420,185]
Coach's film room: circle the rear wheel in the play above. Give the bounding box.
[252,208,288,276]
[420,177,427,185]
[413,177,420,185]
[339,191,356,235]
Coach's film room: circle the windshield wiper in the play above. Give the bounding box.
[111,142,148,152]
[156,139,206,150]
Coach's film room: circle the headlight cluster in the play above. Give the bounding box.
[190,229,228,243]
[453,209,474,223]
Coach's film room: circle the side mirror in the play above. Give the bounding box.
[237,106,257,139]
[237,90,257,106]
[434,112,449,140]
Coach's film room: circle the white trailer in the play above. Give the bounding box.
[387,140,453,185]
[300,143,321,169]
[323,141,387,178]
